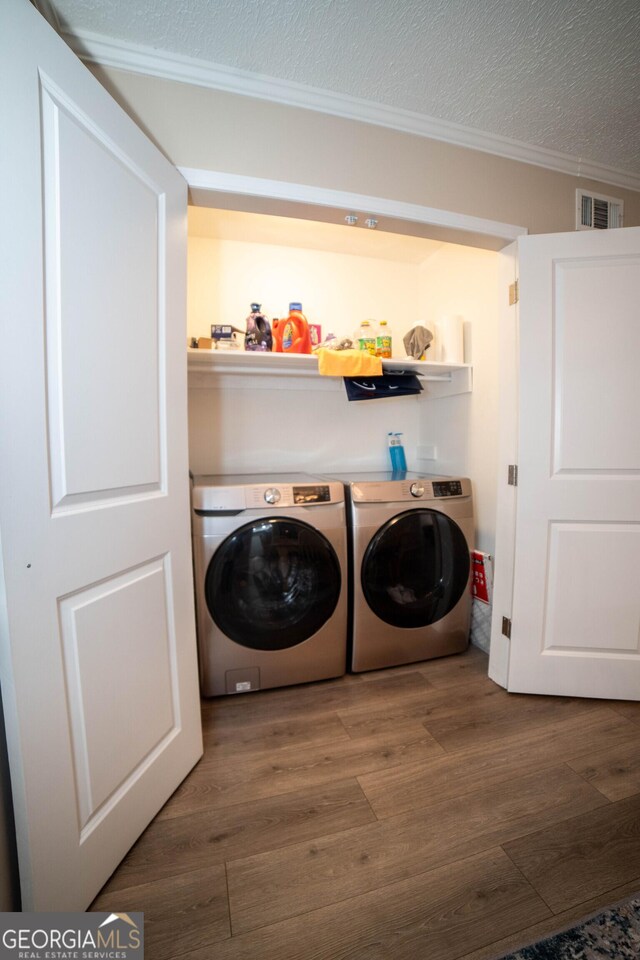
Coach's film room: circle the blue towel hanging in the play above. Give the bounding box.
[343,373,423,401]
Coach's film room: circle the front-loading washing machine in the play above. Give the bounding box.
[328,471,474,672]
[191,473,348,696]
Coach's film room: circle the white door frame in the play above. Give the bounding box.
[488,243,519,688]
[179,167,528,252]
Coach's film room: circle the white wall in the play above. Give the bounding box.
[416,245,501,555]
[187,233,422,353]
[188,377,422,476]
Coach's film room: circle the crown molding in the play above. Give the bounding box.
[63,29,640,194]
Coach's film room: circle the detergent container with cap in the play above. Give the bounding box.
[272,303,312,354]
[244,303,272,351]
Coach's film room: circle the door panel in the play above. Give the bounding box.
[500,227,640,699]
[553,257,640,473]
[543,523,640,654]
[0,0,202,909]
[42,78,163,504]
[59,557,177,831]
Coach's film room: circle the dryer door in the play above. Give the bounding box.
[205,517,341,650]
[362,509,470,628]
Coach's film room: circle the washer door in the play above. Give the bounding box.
[205,517,342,651]
[362,509,470,628]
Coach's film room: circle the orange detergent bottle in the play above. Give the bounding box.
[272,303,312,354]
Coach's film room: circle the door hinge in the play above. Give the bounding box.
[502,616,512,640]
[508,279,519,305]
[508,464,518,486]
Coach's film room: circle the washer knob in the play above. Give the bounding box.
[410,481,425,498]
[264,487,281,504]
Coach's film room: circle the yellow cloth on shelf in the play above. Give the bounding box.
[317,348,383,377]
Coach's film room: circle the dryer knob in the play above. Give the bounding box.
[410,481,425,498]
[264,487,281,504]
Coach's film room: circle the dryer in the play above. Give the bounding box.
[329,471,474,672]
[191,473,348,696]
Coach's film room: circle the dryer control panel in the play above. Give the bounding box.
[346,474,471,503]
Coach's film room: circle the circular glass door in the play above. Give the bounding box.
[362,509,470,628]
[205,517,341,651]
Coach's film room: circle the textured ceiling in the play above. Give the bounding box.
[50,0,640,175]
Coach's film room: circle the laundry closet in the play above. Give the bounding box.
[185,204,502,560]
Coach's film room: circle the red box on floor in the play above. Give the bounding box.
[471,550,490,603]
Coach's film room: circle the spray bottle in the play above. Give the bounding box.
[388,433,407,473]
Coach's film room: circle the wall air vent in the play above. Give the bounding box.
[576,189,624,231]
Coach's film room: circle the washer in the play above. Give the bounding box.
[191,473,348,696]
[329,471,474,672]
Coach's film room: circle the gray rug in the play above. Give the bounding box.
[496,895,640,959]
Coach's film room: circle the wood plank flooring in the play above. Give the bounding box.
[91,645,640,959]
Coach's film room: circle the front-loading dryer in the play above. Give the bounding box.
[191,473,348,696]
[328,471,474,672]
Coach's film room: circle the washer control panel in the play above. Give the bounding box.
[192,475,343,512]
[243,483,336,508]
[293,484,332,504]
[409,482,425,498]
[261,484,332,505]
[433,480,464,498]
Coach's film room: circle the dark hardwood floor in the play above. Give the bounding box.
[91,645,640,959]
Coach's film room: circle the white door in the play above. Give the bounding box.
[0,0,202,910]
[490,226,640,699]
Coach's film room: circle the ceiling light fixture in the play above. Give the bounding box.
[344,214,358,225]
[364,218,378,229]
